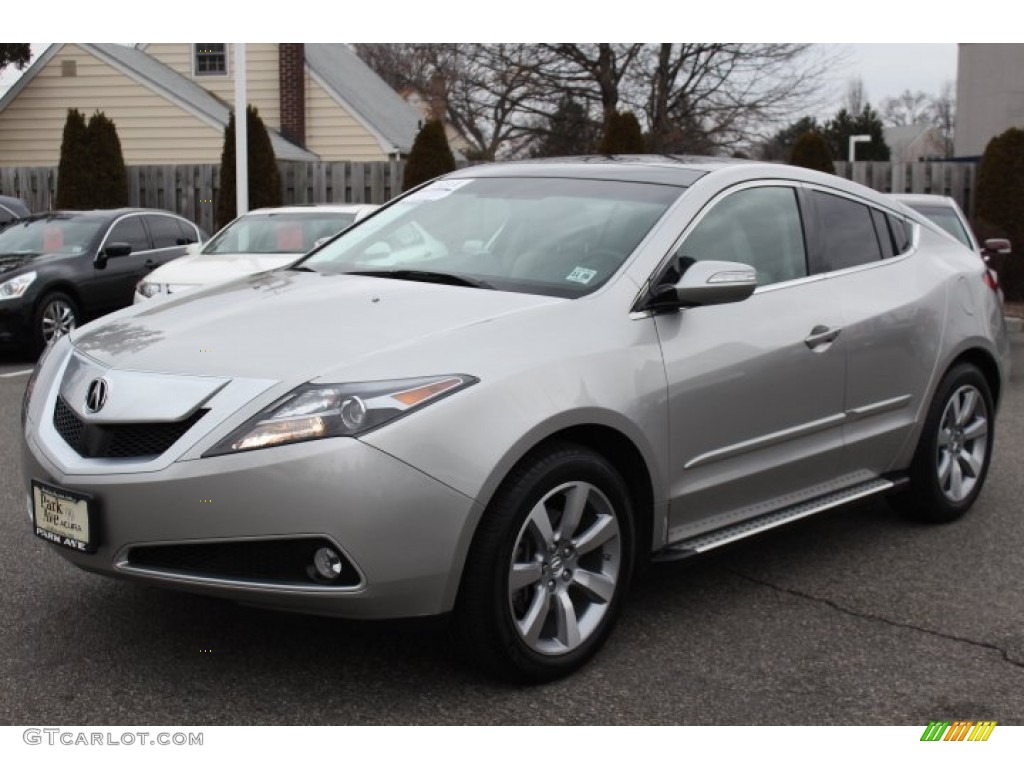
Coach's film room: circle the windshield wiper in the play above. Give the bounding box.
[345,269,494,290]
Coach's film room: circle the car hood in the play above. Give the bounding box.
[72,270,562,382]
[0,251,68,274]
[144,252,302,285]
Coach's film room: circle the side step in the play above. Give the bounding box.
[653,477,898,562]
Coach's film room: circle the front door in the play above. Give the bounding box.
[655,184,847,542]
[87,215,152,313]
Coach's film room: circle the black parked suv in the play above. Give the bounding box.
[0,209,204,353]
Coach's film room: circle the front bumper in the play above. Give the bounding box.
[0,299,31,346]
[22,431,482,619]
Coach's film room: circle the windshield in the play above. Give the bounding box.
[907,204,974,249]
[203,211,358,255]
[0,215,105,255]
[300,177,684,297]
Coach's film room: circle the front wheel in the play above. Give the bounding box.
[894,363,995,523]
[454,442,635,682]
[33,291,79,354]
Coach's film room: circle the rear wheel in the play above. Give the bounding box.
[895,364,994,523]
[454,442,635,682]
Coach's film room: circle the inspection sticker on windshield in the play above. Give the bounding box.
[565,267,598,284]
[404,179,473,203]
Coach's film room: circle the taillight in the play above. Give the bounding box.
[983,270,1000,293]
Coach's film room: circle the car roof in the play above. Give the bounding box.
[446,155,912,215]
[22,208,188,221]
[447,155,741,187]
[0,194,31,216]
[889,193,957,208]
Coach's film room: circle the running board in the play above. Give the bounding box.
[653,477,898,562]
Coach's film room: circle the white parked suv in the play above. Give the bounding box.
[134,204,377,302]
[891,194,1011,260]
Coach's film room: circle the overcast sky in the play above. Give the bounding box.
[829,44,957,106]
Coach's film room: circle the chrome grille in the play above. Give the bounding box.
[53,396,206,459]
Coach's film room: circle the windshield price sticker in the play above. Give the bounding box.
[403,179,473,203]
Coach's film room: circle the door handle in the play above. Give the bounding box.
[144,259,158,270]
[805,325,841,350]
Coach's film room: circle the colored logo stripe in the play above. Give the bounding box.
[920,721,996,742]
[969,722,997,742]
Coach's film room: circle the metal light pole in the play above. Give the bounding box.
[234,43,248,218]
[848,134,871,162]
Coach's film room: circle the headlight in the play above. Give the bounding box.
[204,374,478,456]
[0,271,36,301]
[136,281,198,299]
[136,280,164,298]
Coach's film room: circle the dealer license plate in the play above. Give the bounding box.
[32,480,95,553]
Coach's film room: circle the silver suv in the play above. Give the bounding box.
[22,158,1010,681]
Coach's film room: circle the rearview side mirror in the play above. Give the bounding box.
[94,241,132,270]
[185,242,202,256]
[983,238,1012,257]
[649,260,758,310]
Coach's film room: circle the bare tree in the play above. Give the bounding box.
[356,43,837,159]
[931,81,956,157]
[356,43,550,161]
[638,44,834,153]
[440,44,553,160]
[845,77,866,115]
[353,43,435,94]
[880,89,934,126]
[535,44,646,133]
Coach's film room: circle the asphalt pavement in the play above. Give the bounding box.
[0,339,1022,725]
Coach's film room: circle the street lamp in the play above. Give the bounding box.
[848,134,871,162]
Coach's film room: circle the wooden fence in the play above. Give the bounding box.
[1,159,981,233]
[833,161,979,217]
[0,159,406,234]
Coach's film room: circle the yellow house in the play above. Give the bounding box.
[0,43,421,166]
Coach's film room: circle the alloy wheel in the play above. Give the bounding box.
[507,481,621,656]
[936,384,989,503]
[41,299,76,344]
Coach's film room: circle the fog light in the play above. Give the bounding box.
[312,546,343,581]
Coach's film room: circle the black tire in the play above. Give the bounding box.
[453,442,636,683]
[894,363,995,523]
[32,291,79,355]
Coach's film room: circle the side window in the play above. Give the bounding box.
[176,219,200,244]
[675,186,807,287]
[106,216,150,253]
[146,215,185,249]
[869,208,896,258]
[887,214,912,254]
[813,191,882,271]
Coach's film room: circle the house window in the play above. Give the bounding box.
[194,44,227,76]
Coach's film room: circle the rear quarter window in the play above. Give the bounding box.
[887,214,912,254]
[813,191,882,271]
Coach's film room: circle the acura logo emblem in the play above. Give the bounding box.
[85,378,109,413]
